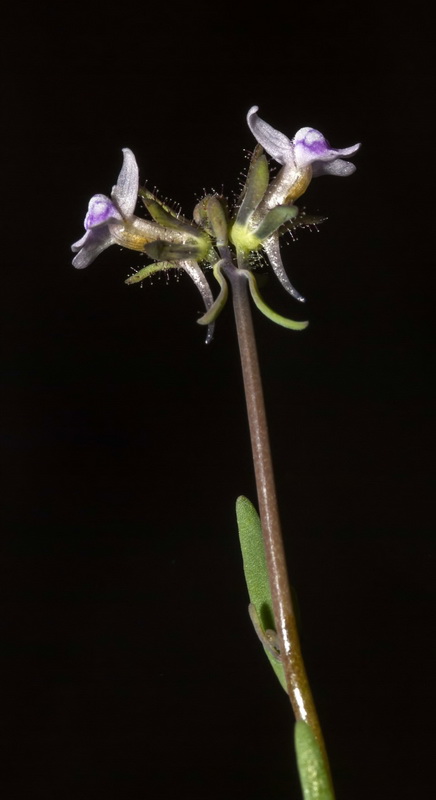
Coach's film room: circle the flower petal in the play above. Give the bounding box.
[247,106,294,166]
[71,226,116,269]
[312,159,357,177]
[293,127,361,171]
[84,194,122,229]
[111,148,139,218]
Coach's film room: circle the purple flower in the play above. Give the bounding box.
[245,107,361,302]
[72,148,139,269]
[247,106,361,179]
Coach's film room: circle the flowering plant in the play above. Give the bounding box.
[72,106,360,798]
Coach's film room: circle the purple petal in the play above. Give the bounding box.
[111,148,139,218]
[71,226,116,269]
[247,106,294,166]
[84,193,122,230]
[293,127,361,171]
[71,231,88,251]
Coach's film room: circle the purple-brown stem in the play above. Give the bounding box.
[224,259,331,779]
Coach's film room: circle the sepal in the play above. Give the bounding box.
[143,240,209,262]
[139,188,198,234]
[236,146,269,225]
[193,195,214,234]
[254,204,299,241]
[204,196,229,247]
[284,212,327,232]
[193,195,230,245]
[124,261,175,283]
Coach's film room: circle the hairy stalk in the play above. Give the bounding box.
[223,255,331,783]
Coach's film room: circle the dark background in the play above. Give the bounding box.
[3,4,433,798]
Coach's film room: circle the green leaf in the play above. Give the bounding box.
[236,496,287,692]
[294,721,335,800]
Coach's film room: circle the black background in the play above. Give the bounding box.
[3,4,433,798]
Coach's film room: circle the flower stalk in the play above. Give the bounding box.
[226,261,331,779]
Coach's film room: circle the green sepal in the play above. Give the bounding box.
[197,261,228,326]
[139,188,195,233]
[254,204,299,241]
[295,721,335,800]
[282,212,328,236]
[240,270,309,331]
[236,146,269,225]
[193,194,230,244]
[291,212,327,228]
[236,496,287,692]
[205,196,229,246]
[143,240,205,262]
[193,194,214,235]
[124,261,180,284]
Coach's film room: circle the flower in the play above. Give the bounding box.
[244,107,361,302]
[247,106,360,205]
[247,106,360,176]
[72,148,139,269]
[71,149,218,340]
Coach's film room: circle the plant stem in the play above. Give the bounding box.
[225,260,331,780]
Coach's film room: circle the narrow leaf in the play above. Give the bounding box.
[236,496,287,691]
[295,721,335,800]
